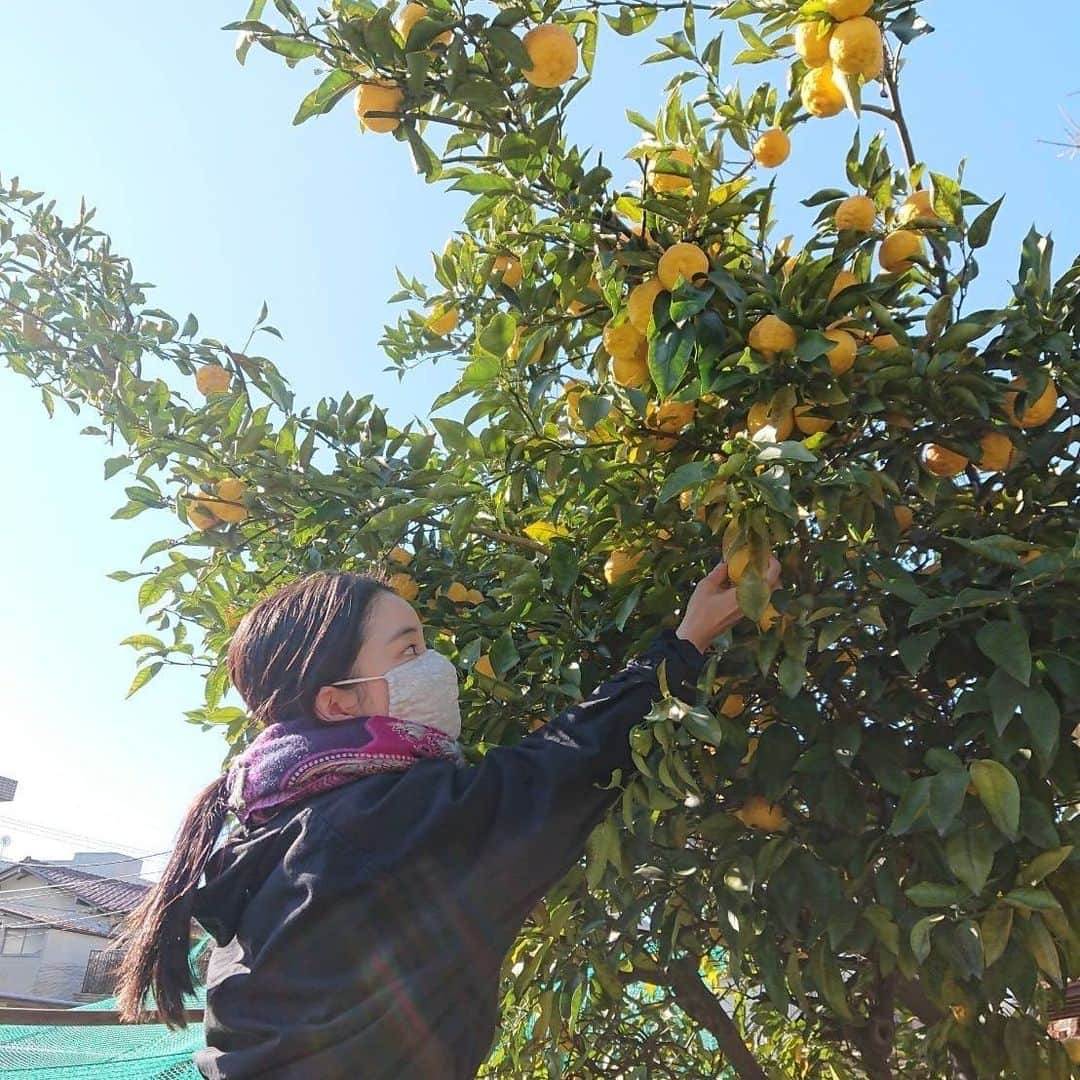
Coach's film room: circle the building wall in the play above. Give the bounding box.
[0,871,122,999]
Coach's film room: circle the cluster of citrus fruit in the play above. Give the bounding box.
[185,478,250,530]
[354,8,578,133]
[795,0,883,119]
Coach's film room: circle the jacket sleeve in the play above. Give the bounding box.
[445,627,708,927]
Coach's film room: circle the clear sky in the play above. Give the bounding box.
[2,2,1078,879]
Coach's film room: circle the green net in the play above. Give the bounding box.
[0,936,210,1078]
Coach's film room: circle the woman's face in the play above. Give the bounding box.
[313,590,426,723]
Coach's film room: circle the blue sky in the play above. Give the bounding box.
[2,2,1078,876]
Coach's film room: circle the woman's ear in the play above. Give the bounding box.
[314,684,362,723]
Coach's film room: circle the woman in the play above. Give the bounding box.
[114,555,780,1078]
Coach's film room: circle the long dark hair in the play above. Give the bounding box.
[114,569,396,1027]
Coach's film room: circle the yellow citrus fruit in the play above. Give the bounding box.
[389,572,420,601]
[795,21,832,68]
[186,499,219,531]
[748,314,797,359]
[923,444,969,478]
[388,545,413,565]
[195,364,231,395]
[753,128,790,168]
[871,333,899,351]
[521,24,578,88]
[801,63,845,118]
[977,431,1016,472]
[355,81,404,132]
[474,653,496,679]
[604,548,643,585]
[494,254,523,288]
[210,478,249,523]
[657,243,710,291]
[824,328,857,375]
[747,400,795,441]
[893,505,914,532]
[826,0,872,17]
[603,319,647,364]
[879,230,924,273]
[828,270,861,302]
[395,2,452,47]
[464,588,484,604]
[612,353,650,389]
[793,404,834,434]
[646,400,695,448]
[734,796,789,832]
[829,17,883,79]
[896,189,938,226]
[627,278,666,334]
[444,581,471,603]
[1004,376,1058,428]
[648,148,694,194]
[720,694,745,718]
[835,195,876,232]
[426,303,459,335]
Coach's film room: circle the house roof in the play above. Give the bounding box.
[0,900,116,937]
[0,860,150,913]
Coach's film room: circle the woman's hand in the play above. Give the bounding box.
[674,556,782,654]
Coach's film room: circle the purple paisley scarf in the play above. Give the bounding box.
[225,713,464,828]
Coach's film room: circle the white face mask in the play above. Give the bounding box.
[335,647,462,739]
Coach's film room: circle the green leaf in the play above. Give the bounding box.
[1024,914,1063,986]
[945,827,997,894]
[104,455,133,480]
[889,776,932,835]
[980,904,1013,968]
[928,767,970,835]
[614,582,643,632]
[486,25,533,69]
[975,621,1031,686]
[257,35,319,59]
[910,914,944,963]
[1018,685,1060,775]
[898,630,939,674]
[119,634,167,651]
[967,195,1004,249]
[905,882,970,908]
[648,325,694,397]
[969,759,1020,840]
[478,312,517,356]
[1002,887,1063,914]
[809,939,853,1021]
[293,68,357,124]
[1016,846,1073,887]
[658,460,718,504]
[125,661,163,699]
[491,630,520,674]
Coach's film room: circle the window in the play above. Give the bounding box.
[1,927,46,956]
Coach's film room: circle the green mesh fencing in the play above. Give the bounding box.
[0,936,210,1078]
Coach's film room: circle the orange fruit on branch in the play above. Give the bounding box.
[657,242,709,291]
[752,128,790,168]
[521,24,578,88]
[795,21,832,68]
[355,81,404,132]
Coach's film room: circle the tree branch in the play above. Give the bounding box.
[667,956,767,1080]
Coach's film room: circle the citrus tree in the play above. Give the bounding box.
[4,0,1080,1075]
